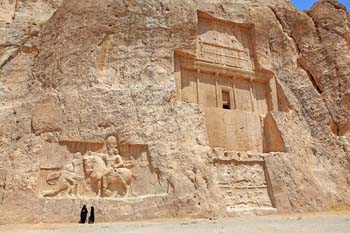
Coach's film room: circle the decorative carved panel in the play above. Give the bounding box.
[197,14,254,70]
[212,152,274,210]
[38,138,167,199]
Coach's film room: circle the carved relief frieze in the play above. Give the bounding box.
[197,38,252,69]
[38,136,167,199]
[212,151,274,210]
[197,12,255,71]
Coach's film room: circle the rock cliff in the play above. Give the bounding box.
[0,0,349,223]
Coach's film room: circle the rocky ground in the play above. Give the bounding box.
[0,212,349,233]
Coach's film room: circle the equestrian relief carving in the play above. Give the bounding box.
[38,136,166,199]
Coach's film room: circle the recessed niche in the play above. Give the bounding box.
[222,90,231,109]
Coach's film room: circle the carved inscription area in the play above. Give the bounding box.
[38,137,167,199]
[213,154,273,210]
[198,41,252,69]
[197,13,255,70]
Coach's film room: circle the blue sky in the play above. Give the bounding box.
[290,0,349,11]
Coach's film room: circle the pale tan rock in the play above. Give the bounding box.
[0,0,349,224]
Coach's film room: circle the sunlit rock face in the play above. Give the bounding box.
[0,0,349,223]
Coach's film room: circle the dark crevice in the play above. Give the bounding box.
[305,69,322,94]
[297,60,322,94]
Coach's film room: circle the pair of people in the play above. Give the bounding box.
[79,205,94,224]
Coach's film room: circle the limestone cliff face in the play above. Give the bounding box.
[0,0,349,223]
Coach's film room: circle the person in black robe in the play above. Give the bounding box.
[79,205,88,224]
[88,206,95,224]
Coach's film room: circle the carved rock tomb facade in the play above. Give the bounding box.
[1,0,350,224]
[175,12,287,214]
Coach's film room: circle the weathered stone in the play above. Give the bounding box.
[0,0,349,224]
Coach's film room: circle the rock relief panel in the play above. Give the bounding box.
[212,152,274,211]
[197,12,255,70]
[38,136,167,199]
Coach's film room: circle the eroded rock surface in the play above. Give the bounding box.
[0,0,349,223]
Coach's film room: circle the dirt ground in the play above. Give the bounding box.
[1,212,350,233]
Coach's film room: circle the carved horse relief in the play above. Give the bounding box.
[83,152,134,198]
[39,136,166,199]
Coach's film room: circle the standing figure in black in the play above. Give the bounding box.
[88,206,95,224]
[79,205,88,224]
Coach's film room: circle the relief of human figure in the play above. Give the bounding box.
[83,136,135,198]
[100,147,130,197]
[43,153,84,198]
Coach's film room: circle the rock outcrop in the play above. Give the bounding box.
[0,0,349,223]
